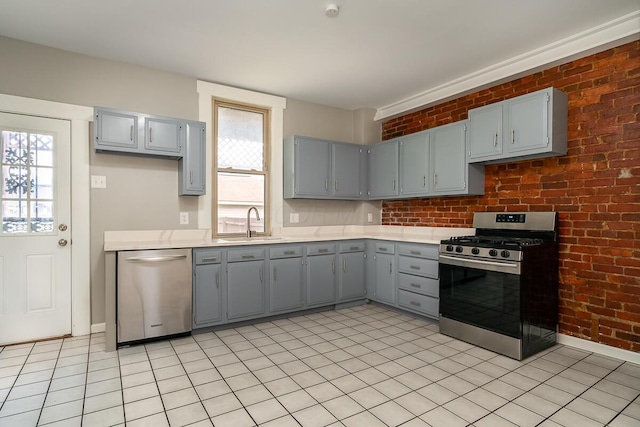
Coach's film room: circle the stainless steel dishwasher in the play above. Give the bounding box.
[117,248,192,344]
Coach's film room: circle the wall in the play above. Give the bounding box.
[283,99,382,227]
[381,41,640,351]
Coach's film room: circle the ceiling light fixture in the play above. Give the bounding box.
[325,4,339,18]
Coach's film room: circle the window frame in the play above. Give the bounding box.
[212,99,270,237]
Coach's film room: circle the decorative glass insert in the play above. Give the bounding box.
[1,130,55,234]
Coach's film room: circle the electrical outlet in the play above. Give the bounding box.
[179,212,189,225]
[290,213,299,224]
[91,175,106,188]
[367,213,373,223]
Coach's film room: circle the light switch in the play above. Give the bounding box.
[367,213,373,223]
[180,212,189,225]
[91,175,106,188]
[290,213,299,224]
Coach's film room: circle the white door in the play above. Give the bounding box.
[0,112,71,345]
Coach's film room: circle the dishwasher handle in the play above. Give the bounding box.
[126,255,188,263]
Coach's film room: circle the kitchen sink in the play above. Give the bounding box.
[214,236,287,244]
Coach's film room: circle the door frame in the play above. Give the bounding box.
[0,93,92,338]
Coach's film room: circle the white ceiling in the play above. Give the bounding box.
[0,0,638,118]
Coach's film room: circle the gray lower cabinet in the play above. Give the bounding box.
[396,243,439,319]
[193,250,223,328]
[226,248,266,320]
[179,121,206,196]
[306,244,337,307]
[368,140,399,198]
[373,242,396,305]
[269,246,304,314]
[338,241,366,302]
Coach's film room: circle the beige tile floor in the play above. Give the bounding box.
[0,304,639,427]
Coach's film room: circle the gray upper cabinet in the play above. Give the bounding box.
[95,108,138,151]
[467,87,568,164]
[269,247,304,314]
[284,135,364,200]
[432,121,484,196]
[306,244,337,307]
[368,140,399,198]
[179,121,206,196]
[144,117,182,155]
[399,132,430,196]
[332,143,363,198]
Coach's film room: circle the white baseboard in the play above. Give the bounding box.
[90,323,106,334]
[559,333,640,364]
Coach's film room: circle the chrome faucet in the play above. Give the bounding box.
[246,207,261,238]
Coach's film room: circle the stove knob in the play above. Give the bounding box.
[471,247,480,255]
[501,250,511,258]
[446,245,454,252]
[489,249,498,257]
[455,246,464,253]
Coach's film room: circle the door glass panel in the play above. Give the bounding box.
[217,172,264,234]
[1,130,55,234]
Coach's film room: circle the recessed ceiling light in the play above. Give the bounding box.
[325,4,339,18]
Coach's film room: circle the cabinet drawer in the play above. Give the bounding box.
[397,244,438,260]
[339,241,365,253]
[398,273,439,298]
[398,290,439,317]
[375,242,395,254]
[307,243,336,256]
[398,256,438,279]
[270,246,303,259]
[194,250,221,265]
[227,248,265,262]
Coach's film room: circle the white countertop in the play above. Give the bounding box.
[104,226,474,251]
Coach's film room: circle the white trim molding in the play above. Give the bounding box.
[375,10,640,121]
[91,323,106,334]
[559,333,640,365]
[0,93,92,338]
[196,81,287,233]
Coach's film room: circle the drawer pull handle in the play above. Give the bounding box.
[410,283,421,288]
[350,246,360,250]
[318,248,329,253]
[379,247,387,252]
[241,254,255,259]
[410,250,421,255]
[284,250,295,255]
[410,301,421,307]
[410,265,420,270]
[201,257,218,262]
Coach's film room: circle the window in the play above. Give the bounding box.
[213,101,269,236]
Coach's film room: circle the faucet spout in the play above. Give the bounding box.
[246,207,261,238]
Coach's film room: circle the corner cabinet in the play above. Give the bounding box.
[179,121,206,196]
[284,136,365,200]
[467,87,568,163]
[432,121,484,196]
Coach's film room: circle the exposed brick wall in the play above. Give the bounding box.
[381,41,640,352]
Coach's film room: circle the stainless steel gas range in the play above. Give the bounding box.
[438,212,559,360]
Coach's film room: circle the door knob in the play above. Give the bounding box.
[58,224,67,231]
[58,239,68,247]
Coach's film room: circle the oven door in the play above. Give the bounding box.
[439,255,522,339]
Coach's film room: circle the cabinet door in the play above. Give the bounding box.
[306,254,336,307]
[368,141,399,198]
[432,122,467,194]
[179,121,206,195]
[400,133,429,196]
[144,117,182,155]
[374,253,396,305]
[227,260,265,320]
[95,108,138,150]
[194,264,222,326]
[295,137,331,196]
[507,91,549,154]
[270,257,304,313]
[468,103,503,161]
[332,143,363,198]
[339,252,366,301]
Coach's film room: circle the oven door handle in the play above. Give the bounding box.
[439,255,521,275]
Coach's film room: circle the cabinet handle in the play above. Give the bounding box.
[335,180,338,191]
[378,247,387,252]
[284,250,295,255]
[332,261,335,274]
[325,179,328,191]
[512,129,515,144]
[434,174,438,186]
[149,127,152,143]
[241,254,255,259]
[494,132,498,147]
[215,271,220,288]
[410,283,421,289]
[273,267,277,282]
[201,257,218,262]
[259,267,263,283]
[410,250,421,255]
[389,262,392,274]
[190,170,193,185]
[410,265,420,270]
[318,248,329,253]
[393,179,396,190]
[130,125,134,141]
[410,301,421,307]
[423,176,426,187]
[343,260,346,272]
[350,246,360,250]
